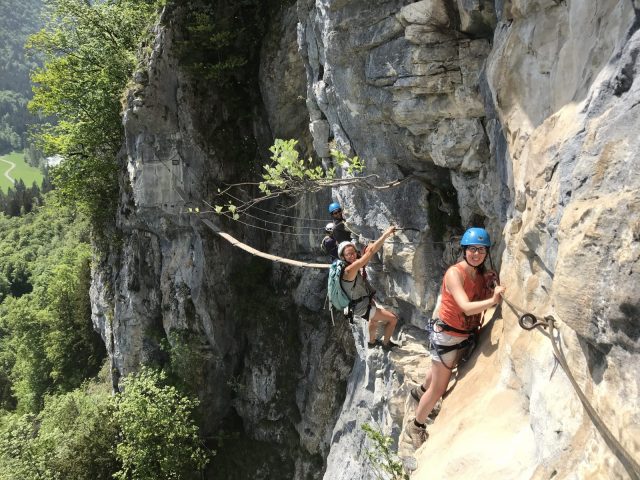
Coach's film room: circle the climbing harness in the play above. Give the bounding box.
[426,319,479,370]
[509,293,640,479]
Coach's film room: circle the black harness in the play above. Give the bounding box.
[340,269,376,323]
[344,293,376,323]
[427,319,479,370]
[428,251,494,368]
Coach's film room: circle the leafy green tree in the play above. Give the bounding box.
[2,297,52,413]
[42,255,105,395]
[209,138,412,222]
[0,379,118,480]
[0,368,209,480]
[174,2,252,84]
[0,413,48,479]
[27,0,163,225]
[33,383,119,480]
[0,0,43,154]
[0,123,22,154]
[0,195,105,412]
[362,423,409,480]
[113,367,210,480]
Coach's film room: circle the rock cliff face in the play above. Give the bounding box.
[91,1,640,479]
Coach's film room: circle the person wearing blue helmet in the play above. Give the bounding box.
[327,201,354,244]
[405,227,506,448]
[328,202,341,214]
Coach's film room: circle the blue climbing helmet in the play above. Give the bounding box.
[328,202,341,214]
[460,227,491,247]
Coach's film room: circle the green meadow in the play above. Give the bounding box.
[0,151,44,192]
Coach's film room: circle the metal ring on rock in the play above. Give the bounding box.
[519,313,540,330]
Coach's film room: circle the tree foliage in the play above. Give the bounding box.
[207,138,409,222]
[362,423,409,480]
[0,0,43,155]
[0,176,52,218]
[27,0,163,225]
[174,3,248,84]
[0,367,209,480]
[0,381,118,480]
[113,367,210,480]
[0,194,104,412]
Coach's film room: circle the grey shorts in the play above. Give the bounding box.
[429,329,467,366]
[353,299,377,320]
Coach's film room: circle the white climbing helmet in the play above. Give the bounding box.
[325,222,335,233]
[338,241,356,259]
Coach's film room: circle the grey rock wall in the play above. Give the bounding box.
[295,1,508,478]
[297,0,510,324]
[91,4,357,478]
[294,0,640,479]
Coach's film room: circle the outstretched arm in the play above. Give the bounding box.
[343,226,396,280]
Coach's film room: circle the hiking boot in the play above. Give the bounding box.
[381,339,400,351]
[404,419,428,449]
[410,385,426,402]
[367,340,381,349]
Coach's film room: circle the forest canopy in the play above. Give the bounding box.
[0,193,210,478]
[0,0,43,155]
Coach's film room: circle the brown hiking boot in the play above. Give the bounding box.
[404,419,428,449]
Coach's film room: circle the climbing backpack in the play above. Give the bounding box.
[327,260,352,311]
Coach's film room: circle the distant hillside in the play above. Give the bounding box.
[0,0,43,155]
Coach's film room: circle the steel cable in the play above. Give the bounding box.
[502,291,640,479]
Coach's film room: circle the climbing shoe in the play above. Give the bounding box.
[410,385,426,402]
[381,339,400,351]
[367,340,381,349]
[404,419,428,449]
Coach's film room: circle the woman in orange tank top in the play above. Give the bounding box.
[404,227,506,449]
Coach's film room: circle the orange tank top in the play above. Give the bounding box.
[438,262,489,337]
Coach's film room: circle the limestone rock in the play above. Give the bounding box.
[456,0,497,36]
